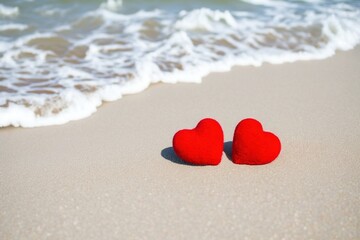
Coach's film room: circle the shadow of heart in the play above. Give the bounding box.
[223,141,233,161]
[161,147,198,166]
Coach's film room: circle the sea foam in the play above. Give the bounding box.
[0,23,27,32]
[100,0,123,12]
[0,4,19,18]
[0,1,360,127]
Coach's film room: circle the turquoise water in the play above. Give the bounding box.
[0,0,360,127]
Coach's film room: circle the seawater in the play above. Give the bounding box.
[0,0,359,127]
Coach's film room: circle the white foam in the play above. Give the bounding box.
[1,2,360,127]
[240,0,295,8]
[0,4,19,18]
[100,0,123,12]
[0,89,104,127]
[0,23,28,32]
[0,41,11,52]
[175,8,237,32]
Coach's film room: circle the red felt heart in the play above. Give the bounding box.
[232,118,281,165]
[172,118,224,165]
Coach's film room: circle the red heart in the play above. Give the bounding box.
[172,118,224,165]
[232,118,281,165]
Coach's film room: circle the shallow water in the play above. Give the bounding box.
[1,0,360,127]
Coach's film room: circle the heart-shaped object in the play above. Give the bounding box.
[173,118,224,165]
[232,118,281,165]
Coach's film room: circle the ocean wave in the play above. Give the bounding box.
[0,2,360,127]
[0,4,19,18]
[0,23,28,32]
[100,0,123,12]
[175,8,237,31]
[240,0,296,8]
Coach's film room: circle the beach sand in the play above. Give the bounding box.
[1,47,359,239]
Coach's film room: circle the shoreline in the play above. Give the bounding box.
[1,47,359,239]
[2,47,358,129]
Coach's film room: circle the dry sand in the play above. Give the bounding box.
[1,47,360,239]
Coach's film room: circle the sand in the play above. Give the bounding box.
[1,47,360,240]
